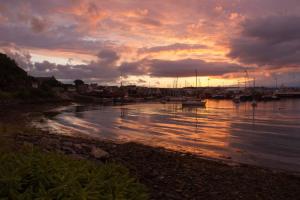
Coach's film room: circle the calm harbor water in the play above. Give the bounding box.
[39,99,300,172]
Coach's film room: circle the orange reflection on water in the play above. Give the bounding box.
[110,102,233,158]
[38,100,300,172]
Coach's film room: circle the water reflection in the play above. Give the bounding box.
[39,100,300,172]
[252,105,256,125]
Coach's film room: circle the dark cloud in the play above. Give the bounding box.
[119,60,149,76]
[0,0,76,17]
[149,59,246,77]
[242,15,300,42]
[137,79,146,83]
[228,15,300,67]
[3,48,120,82]
[0,1,113,53]
[30,16,49,33]
[87,2,101,17]
[1,46,247,81]
[97,49,120,64]
[139,43,208,53]
[0,24,112,53]
[120,58,247,77]
[32,60,119,81]
[137,17,162,27]
[32,49,120,81]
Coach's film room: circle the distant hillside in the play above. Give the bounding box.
[0,53,33,91]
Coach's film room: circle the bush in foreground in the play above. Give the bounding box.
[0,149,148,200]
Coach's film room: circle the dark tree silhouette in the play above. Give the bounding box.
[74,79,84,87]
[0,53,32,91]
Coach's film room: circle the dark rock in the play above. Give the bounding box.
[62,141,73,147]
[74,143,82,150]
[90,146,109,159]
[61,146,76,154]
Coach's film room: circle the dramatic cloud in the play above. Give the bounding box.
[139,43,208,53]
[2,47,121,82]
[0,24,113,53]
[32,61,119,82]
[1,0,300,86]
[137,17,162,27]
[31,49,120,81]
[120,59,247,77]
[97,49,120,64]
[228,15,300,68]
[30,16,49,33]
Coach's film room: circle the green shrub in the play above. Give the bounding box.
[0,149,148,200]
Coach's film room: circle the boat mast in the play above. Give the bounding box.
[195,70,198,88]
[244,70,249,89]
[120,70,123,87]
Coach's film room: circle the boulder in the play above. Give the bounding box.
[90,146,109,159]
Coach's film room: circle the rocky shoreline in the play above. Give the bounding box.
[12,132,300,200]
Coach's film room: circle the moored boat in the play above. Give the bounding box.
[160,99,167,104]
[182,99,207,107]
[167,97,187,102]
[232,96,240,104]
[251,100,257,107]
[211,94,226,99]
[261,95,280,101]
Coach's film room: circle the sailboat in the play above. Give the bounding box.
[251,100,257,107]
[251,78,257,107]
[182,99,207,107]
[182,70,206,107]
[232,96,240,104]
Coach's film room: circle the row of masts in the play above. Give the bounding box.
[172,70,209,89]
[120,69,283,89]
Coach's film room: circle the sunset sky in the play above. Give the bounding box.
[0,0,300,87]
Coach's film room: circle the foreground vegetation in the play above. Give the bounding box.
[0,120,148,199]
[0,148,148,200]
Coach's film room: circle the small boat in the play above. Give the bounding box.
[168,97,187,102]
[251,100,257,107]
[160,100,167,104]
[262,95,280,101]
[211,94,226,99]
[232,96,240,104]
[182,99,206,107]
[271,95,280,100]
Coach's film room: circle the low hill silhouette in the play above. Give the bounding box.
[0,53,33,91]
